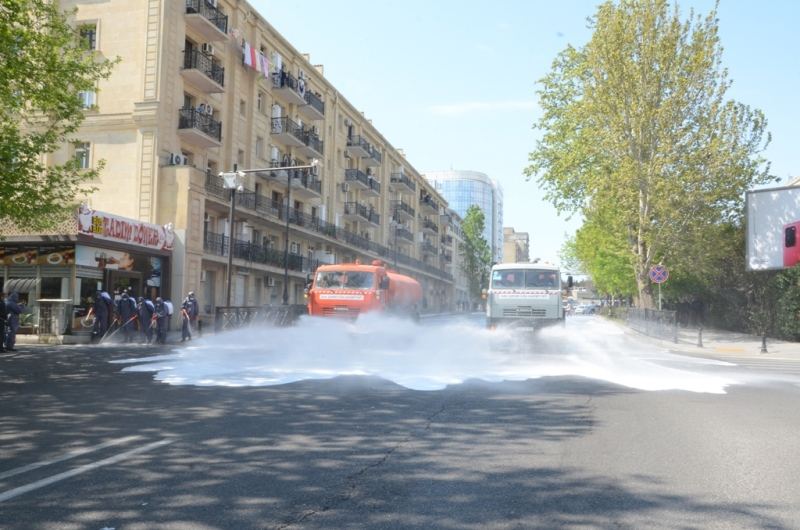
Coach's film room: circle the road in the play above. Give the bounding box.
[1,314,800,529]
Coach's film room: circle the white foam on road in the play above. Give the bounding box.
[113,315,752,393]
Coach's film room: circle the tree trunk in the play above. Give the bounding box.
[635,268,654,308]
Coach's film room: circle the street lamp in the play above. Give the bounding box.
[220,166,245,308]
[219,158,321,308]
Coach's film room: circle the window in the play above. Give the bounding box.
[79,24,97,50]
[78,90,96,109]
[74,142,90,169]
[257,91,264,113]
[239,99,246,116]
[255,137,264,159]
[237,149,245,166]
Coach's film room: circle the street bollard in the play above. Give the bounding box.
[697,327,703,348]
[760,334,768,354]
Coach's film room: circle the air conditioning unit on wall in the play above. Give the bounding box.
[169,152,187,165]
[201,43,215,55]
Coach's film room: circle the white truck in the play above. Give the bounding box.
[484,263,571,329]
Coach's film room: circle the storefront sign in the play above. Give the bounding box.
[2,247,37,265]
[77,206,174,251]
[36,247,75,266]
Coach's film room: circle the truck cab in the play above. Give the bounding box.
[485,263,568,329]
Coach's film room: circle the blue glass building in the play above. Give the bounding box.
[423,170,503,263]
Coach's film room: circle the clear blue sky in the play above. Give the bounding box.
[252,0,800,265]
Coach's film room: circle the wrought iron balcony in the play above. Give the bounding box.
[391,200,415,221]
[364,145,382,167]
[422,217,439,234]
[185,0,228,41]
[297,129,324,158]
[344,169,380,196]
[181,49,224,93]
[298,90,325,121]
[271,70,307,105]
[419,192,439,214]
[178,107,221,147]
[343,202,380,225]
[271,116,305,147]
[395,227,414,242]
[345,135,373,158]
[389,172,416,194]
[421,240,438,255]
[441,234,454,246]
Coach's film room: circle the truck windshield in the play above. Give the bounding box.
[491,269,559,289]
[315,271,375,290]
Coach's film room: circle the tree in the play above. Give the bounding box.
[0,0,116,231]
[525,0,774,308]
[460,205,492,305]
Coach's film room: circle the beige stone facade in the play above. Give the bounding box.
[502,227,530,264]
[5,0,463,321]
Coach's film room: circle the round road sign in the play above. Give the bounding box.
[649,265,669,284]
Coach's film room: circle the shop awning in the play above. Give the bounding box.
[3,278,39,294]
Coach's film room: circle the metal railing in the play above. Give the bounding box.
[347,135,372,153]
[178,107,221,141]
[422,218,439,233]
[203,232,311,273]
[390,172,416,192]
[202,173,451,280]
[271,116,304,143]
[185,0,228,34]
[345,168,380,193]
[302,130,324,155]
[271,70,301,94]
[344,202,380,225]
[183,49,224,87]
[303,91,325,116]
[420,193,439,212]
[421,240,438,254]
[391,200,415,218]
[627,308,678,343]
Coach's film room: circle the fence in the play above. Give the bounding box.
[214,305,307,332]
[625,308,678,343]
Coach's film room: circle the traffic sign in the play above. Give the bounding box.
[649,265,669,284]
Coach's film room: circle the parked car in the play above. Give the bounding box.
[574,303,597,315]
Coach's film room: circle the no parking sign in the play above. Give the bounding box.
[649,265,669,284]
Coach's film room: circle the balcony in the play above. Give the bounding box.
[389,172,416,195]
[298,91,325,121]
[271,70,307,106]
[297,130,324,158]
[343,202,380,226]
[271,117,305,148]
[345,135,372,158]
[185,0,228,42]
[181,49,224,93]
[178,107,221,147]
[344,169,380,196]
[395,227,414,244]
[363,145,381,167]
[390,200,415,222]
[441,234,453,246]
[422,217,439,235]
[290,171,322,200]
[420,192,439,214]
[421,240,438,255]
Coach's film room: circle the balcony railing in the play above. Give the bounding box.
[344,169,381,194]
[302,130,324,155]
[183,49,224,87]
[185,0,228,34]
[422,218,439,234]
[271,116,305,144]
[420,193,439,212]
[304,91,325,117]
[178,107,221,141]
[344,202,380,225]
[391,200,415,219]
[204,231,309,272]
[202,173,452,281]
[421,240,437,254]
[390,172,416,192]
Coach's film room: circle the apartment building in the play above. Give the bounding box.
[0,0,461,334]
[502,227,530,263]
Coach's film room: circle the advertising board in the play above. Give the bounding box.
[746,185,800,270]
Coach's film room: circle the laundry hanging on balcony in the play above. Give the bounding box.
[242,41,269,77]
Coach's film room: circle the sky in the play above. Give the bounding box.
[252,0,800,266]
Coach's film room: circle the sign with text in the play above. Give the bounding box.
[77,206,174,252]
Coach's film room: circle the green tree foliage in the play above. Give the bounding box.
[460,205,492,303]
[0,0,116,230]
[525,0,774,308]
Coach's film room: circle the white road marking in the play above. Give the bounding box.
[0,435,142,481]
[0,438,173,503]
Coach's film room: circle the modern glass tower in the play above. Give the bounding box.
[423,170,504,263]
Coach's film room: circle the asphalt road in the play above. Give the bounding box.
[1,315,800,529]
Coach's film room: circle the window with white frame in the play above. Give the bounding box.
[257,91,264,113]
[255,136,264,159]
[74,142,91,169]
[78,90,96,109]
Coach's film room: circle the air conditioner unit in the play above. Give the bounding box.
[170,152,184,165]
[266,276,275,287]
[290,242,299,254]
[201,43,214,55]
[205,105,214,115]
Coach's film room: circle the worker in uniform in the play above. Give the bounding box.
[137,296,155,344]
[154,297,168,345]
[117,292,138,343]
[180,291,198,342]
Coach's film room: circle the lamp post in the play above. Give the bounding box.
[219,158,320,308]
[220,166,244,308]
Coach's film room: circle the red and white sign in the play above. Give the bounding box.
[77,206,174,251]
[319,292,365,301]
[493,290,556,299]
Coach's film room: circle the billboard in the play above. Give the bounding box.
[746,185,800,270]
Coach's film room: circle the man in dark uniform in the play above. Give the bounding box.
[92,291,109,343]
[180,291,199,342]
[154,297,168,345]
[137,296,155,344]
[5,291,23,351]
[116,292,138,343]
[0,292,7,352]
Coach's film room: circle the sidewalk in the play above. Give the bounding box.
[609,317,800,360]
